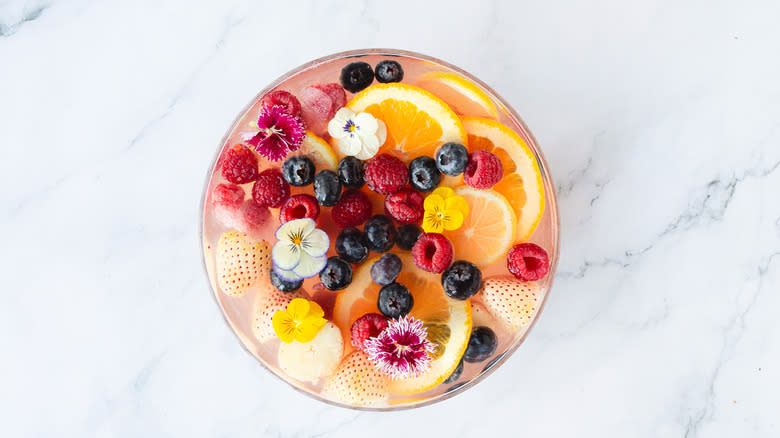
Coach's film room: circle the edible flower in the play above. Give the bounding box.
[246,105,305,161]
[272,298,327,343]
[271,218,329,281]
[365,316,436,379]
[422,187,470,233]
[327,107,386,160]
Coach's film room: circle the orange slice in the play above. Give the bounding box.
[415,71,499,119]
[345,83,466,161]
[291,131,338,171]
[332,253,472,395]
[445,186,516,266]
[461,117,545,242]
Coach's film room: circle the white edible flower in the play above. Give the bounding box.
[327,108,386,160]
[271,218,329,280]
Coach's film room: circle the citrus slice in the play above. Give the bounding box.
[415,72,499,119]
[445,186,516,266]
[332,253,472,395]
[461,117,545,241]
[290,131,338,171]
[345,83,466,161]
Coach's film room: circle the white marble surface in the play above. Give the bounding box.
[2,0,779,436]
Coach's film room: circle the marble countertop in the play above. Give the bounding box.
[2,0,778,436]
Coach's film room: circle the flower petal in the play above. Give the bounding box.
[431,186,455,199]
[442,209,464,231]
[286,298,311,321]
[423,194,446,212]
[375,120,387,146]
[354,144,379,160]
[273,265,303,281]
[337,135,363,156]
[272,241,300,270]
[302,228,329,257]
[293,252,327,278]
[445,195,470,217]
[422,211,445,233]
[294,318,327,343]
[306,301,325,319]
[355,112,379,134]
[358,131,380,153]
[328,111,351,139]
[272,310,296,343]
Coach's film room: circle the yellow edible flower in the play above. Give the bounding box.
[272,298,327,343]
[422,187,470,233]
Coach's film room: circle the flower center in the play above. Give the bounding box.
[343,120,357,134]
[292,236,303,245]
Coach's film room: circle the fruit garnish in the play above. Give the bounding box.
[271,218,329,280]
[345,83,466,161]
[246,105,305,161]
[270,270,303,292]
[220,144,259,184]
[461,116,545,241]
[414,71,498,119]
[279,194,320,223]
[377,282,413,318]
[480,277,541,333]
[287,131,338,171]
[319,257,353,291]
[441,261,482,300]
[251,168,290,208]
[350,313,388,351]
[335,227,370,264]
[212,183,244,209]
[507,243,550,281]
[365,316,436,379]
[408,156,441,192]
[313,169,342,206]
[412,232,453,274]
[463,326,497,362]
[340,62,375,93]
[445,186,516,266]
[337,156,365,189]
[331,189,372,228]
[332,253,472,395]
[395,224,422,250]
[374,60,404,83]
[327,108,387,160]
[253,287,305,343]
[272,298,328,343]
[435,142,469,176]
[364,154,408,195]
[278,321,343,382]
[300,84,346,137]
[370,253,403,286]
[464,150,503,189]
[363,215,397,253]
[422,186,469,233]
[384,188,424,225]
[260,90,302,120]
[324,351,388,407]
[216,231,271,296]
[281,156,315,186]
[212,186,271,241]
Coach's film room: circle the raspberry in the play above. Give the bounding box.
[464,150,503,189]
[221,144,259,184]
[260,90,302,119]
[251,168,290,208]
[212,183,244,210]
[241,200,272,237]
[364,154,408,195]
[331,189,373,228]
[312,83,346,110]
[412,233,453,273]
[279,194,320,223]
[384,188,424,224]
[350,313,388,351]
[507,243,550,281]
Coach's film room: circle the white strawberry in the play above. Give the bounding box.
[480,277,541,333]
[216,231,271,296]
[278,322,344,382]
[252,286,305,343]
[324,351,388,407]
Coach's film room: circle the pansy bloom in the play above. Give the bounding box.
[271,218,329,281]
[272,298,327,343]
[246,105,305,161]
[327,107,386,160]
[422,187,470,233]
[364,316,436,379]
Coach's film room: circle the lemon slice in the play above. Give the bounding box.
[416,71,499,119]
[291,131,338,170]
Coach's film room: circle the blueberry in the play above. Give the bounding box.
[337,156,365,189]
[395,224,422,250]
[370,253,403,286]
[340,62,374,93]
[363,215,396,252]
[374,60,404,83]
[313,170,342,206]
[335,227,370,264]
[463,326,497,363]
[441,261,482,300]
[408,156,441,192]
[281,156,315,186]
[377,282,413,318]
[443,358,464,384]
[435,143,469,176]
[270,270,303,292]
[319,257,353,290]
